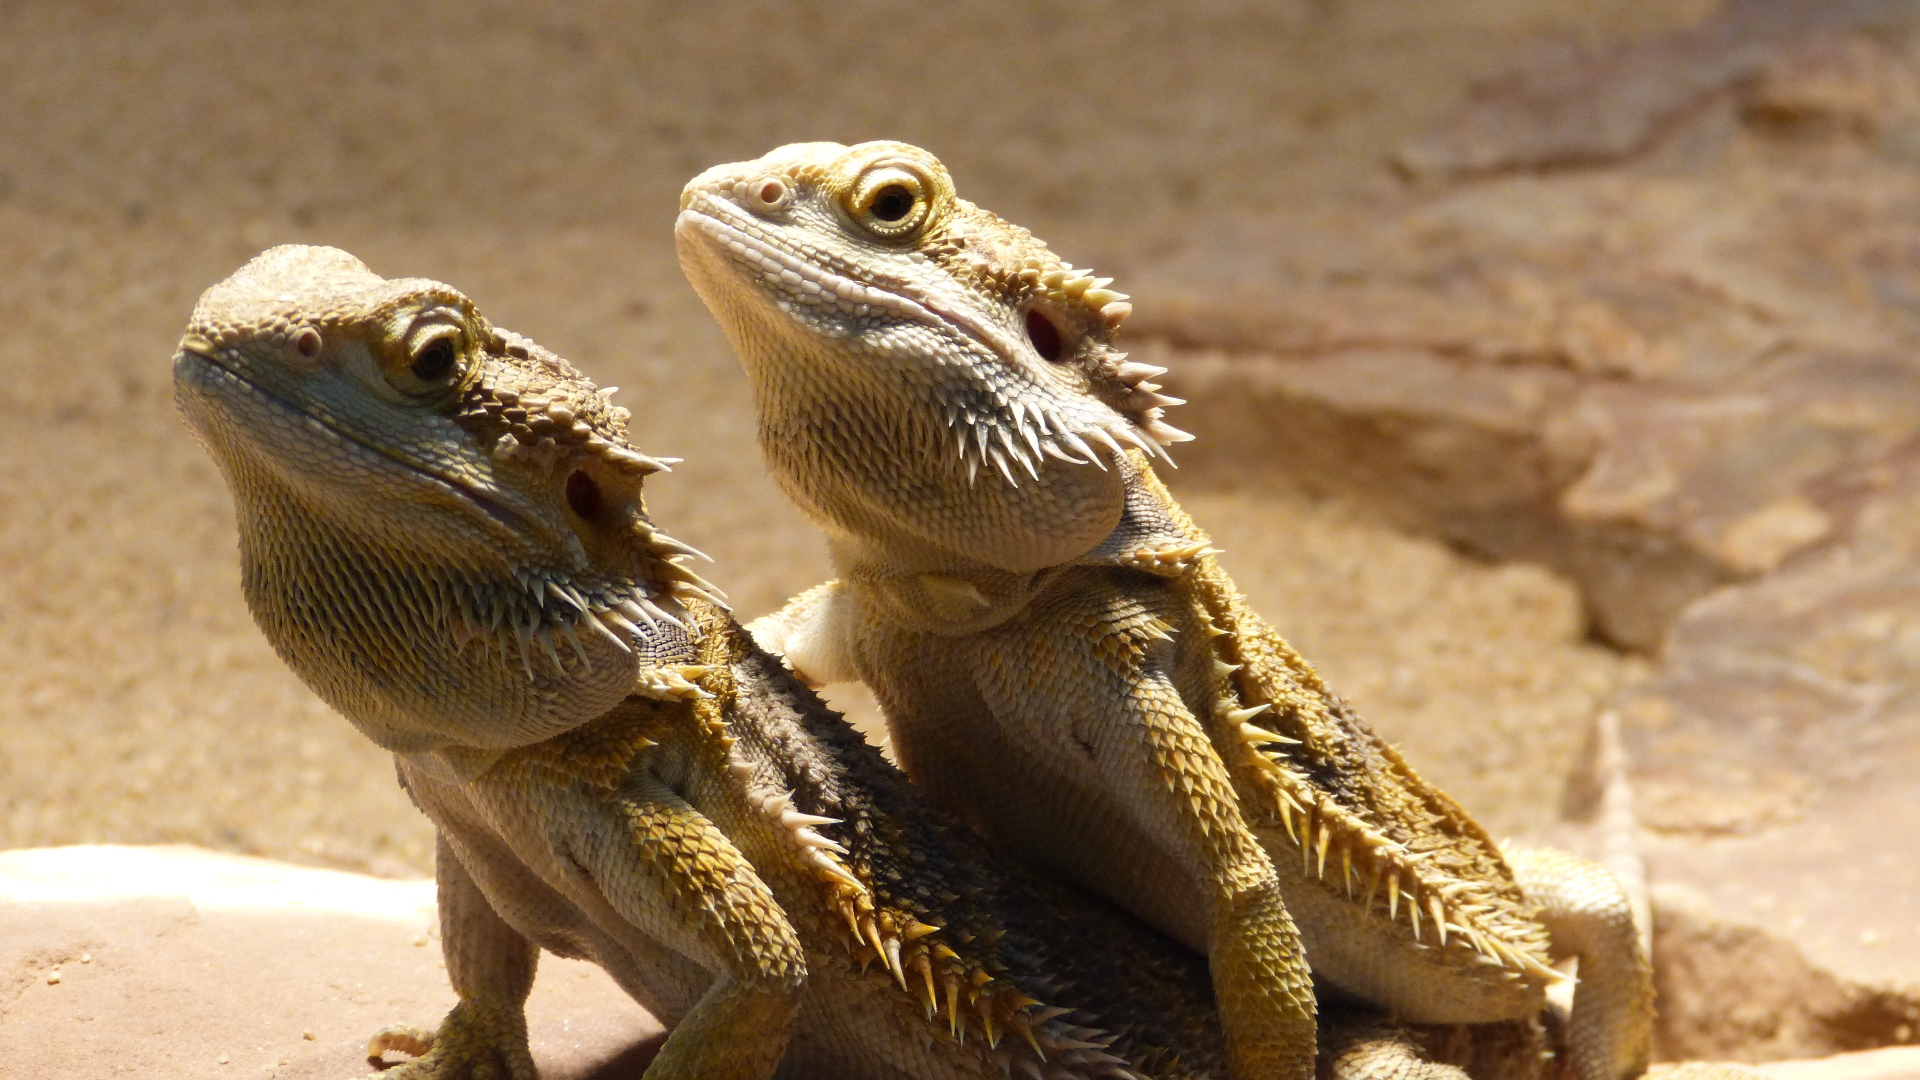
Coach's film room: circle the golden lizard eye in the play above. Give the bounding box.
[411,338,457,382]
[391,321,466,397]
[849,165,932,240]
[870,185,913,221]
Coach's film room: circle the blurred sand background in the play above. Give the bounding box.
[1,0,1698,876]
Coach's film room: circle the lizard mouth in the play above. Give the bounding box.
[175,345,538,539]
[677,195,1029,366]
[677,197,1167,484]
[177,345,697,669]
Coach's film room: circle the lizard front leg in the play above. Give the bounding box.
[569,771,809,1080]
[1144,676,1320,1080]
[971,582,1320,1080]
[363,833,540,1080]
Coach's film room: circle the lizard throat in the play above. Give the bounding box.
[178,348,693,659]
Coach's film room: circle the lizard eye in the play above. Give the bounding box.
[849,165,932,240]
[870,185,913,221]
[411,338,457,382]
[391,321,467,396]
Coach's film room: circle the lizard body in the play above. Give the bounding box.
[677,142,1653,1080]
[171,245,1244,1080]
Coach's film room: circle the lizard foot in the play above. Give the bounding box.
[362,998,537,1080]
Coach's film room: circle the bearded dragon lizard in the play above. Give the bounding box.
[172,245,1251,1080]
[677,142,1654,1080]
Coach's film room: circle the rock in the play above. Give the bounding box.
[1391,0,1920,178]
[1658,1047,1920,1080]
[0,845,662,1080]
[1132,12,1920,650]
[1113,3,1920,1064]
[6,845,1917,1079]
[1753,1047,1920,1080]
[1653,884,1920,1063]
[1619,492,1920,1059]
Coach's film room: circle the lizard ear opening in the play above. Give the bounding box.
[1025,308,1064,363]
[565,469,602,520]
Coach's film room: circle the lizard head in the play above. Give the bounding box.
[174,245,718,770]
[676,141,1190,579]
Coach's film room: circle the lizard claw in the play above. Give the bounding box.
[361,999,537,1079]
[367,1024,436,1061]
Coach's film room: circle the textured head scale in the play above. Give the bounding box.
[187,245,473,357]
[677,142,1192,587]
[677,141,1189,490]
[175,245,719,771]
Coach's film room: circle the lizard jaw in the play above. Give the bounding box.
[679,194,1029,373]
[677,198,1163,486]
[176,345,543,542]
[173,331,690,753]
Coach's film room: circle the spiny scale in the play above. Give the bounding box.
[1194,603,1563,986]
[184,244,1234,1080]
[467,567,702,684]
[747,764,1146,1077]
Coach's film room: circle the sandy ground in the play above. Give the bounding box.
[0,0,1707,877]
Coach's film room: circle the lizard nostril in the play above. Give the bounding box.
[750,177,790,211]
[1025,309,1063,363]
[565,469,601,519]
[294,328,322,359]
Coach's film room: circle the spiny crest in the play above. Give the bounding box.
[461,328,675,478]
[1020,255,1191,453]
[460,372,729,611]
[942,392,1165,488]
[434,427,727,685]
[452,327,730,629]
[1112,540,1216,577]
[933,289,1186,490]
[934,204,1192,485]
[735,769,1162,1078]
[444,565,718,688]
[1197,610,1561,988]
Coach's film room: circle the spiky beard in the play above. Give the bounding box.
[941,392,1170,487]
[443,565,693,680]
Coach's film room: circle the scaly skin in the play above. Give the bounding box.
[676,142,1655,1080]
[172,244,1250,1080]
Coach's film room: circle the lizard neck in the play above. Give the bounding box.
[746,334,1130,585]
[810,450,1211,635]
